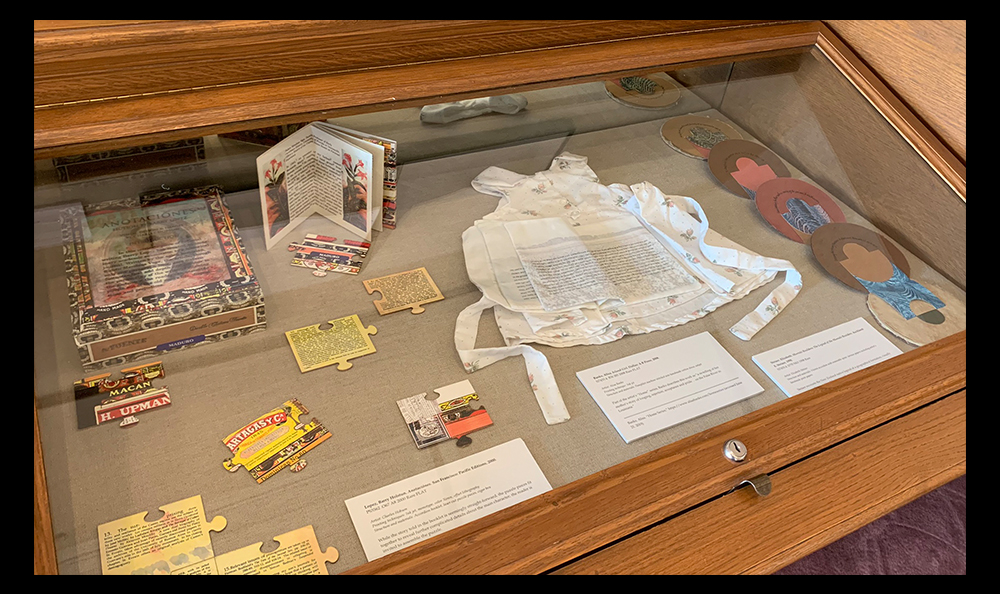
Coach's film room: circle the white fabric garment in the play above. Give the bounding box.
[419,95,528,124]
[456,153,802,425]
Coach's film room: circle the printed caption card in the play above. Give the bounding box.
[752,317,902,397]
[576,332,763,443]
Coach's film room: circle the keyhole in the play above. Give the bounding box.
[725,439,747,463]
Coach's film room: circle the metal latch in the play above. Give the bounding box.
[723,439,771,496]
[739,474,773,497]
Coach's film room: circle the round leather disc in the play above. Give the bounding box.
[660,115,743,160]
[708,139,791,198]
[604,73,681,109]
[867,280,965,347]
[809,222,911,292]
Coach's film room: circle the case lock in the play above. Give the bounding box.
[723,439,747,462]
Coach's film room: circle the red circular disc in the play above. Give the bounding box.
[754,178,846,243]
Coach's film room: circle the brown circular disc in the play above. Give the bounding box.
[867,280,965,347]
[708,139,791,198]
[754,178,846,243]
[660,115,744,160]
[809,223,911,292]
[604,73,681,109]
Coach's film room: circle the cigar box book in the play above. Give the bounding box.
[60,185,266,370]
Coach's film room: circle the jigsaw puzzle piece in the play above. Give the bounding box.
[433,380,493,442]
[210,525,339,575]
[285,315,378,372]
[363,267,444,315]
[98,495,226,575]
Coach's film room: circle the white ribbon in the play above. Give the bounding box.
[455,296,570,425]
[621,190,802,341]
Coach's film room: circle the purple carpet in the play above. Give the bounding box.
[775,474,966,575]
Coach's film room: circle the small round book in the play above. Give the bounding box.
[660,115,743,160]
[708,139,791,199]
[604,73,681,109]
[809,222,911,292]
[867,280,964,347]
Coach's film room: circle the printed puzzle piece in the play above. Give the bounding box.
[435,381,493,443]
[397,380,492,449]
[98,495,227,575]
[179,525,339,575]
[285,314,377,371]
[74,361,169,429]
[290,257,360,276]
[222,398,331,484]
[289,237,369,258]
[396,393,450,449]
[363,267,444,315]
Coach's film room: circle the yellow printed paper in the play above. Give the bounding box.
[98,495,227,575]
[222,398,331,483]
[364,267,444,314]
[169,559,219,574]
[285,314,377,372]
[176,526,339,575]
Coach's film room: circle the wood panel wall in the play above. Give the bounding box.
[825,20,966,163]
[35,20,810,159]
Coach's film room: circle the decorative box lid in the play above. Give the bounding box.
[62,185,260,325]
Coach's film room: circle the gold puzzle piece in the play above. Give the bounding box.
[363,267,444,315]
[285,314,377,372]
[98,495,227,575]
[200,525,339,575]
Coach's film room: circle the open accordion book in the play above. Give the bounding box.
[256,122,397,249]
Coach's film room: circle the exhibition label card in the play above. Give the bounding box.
[344,438,551,562]
[576,332,763,443]
[752,317,902,397]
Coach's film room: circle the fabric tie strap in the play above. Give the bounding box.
[455,296,570,425]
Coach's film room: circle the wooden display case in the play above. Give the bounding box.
[34,20,965,575]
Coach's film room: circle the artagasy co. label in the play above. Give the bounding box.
[222,399,331,484]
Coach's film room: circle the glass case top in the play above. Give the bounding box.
[33,46,965,574]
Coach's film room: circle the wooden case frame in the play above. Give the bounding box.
[34,20,965,575]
